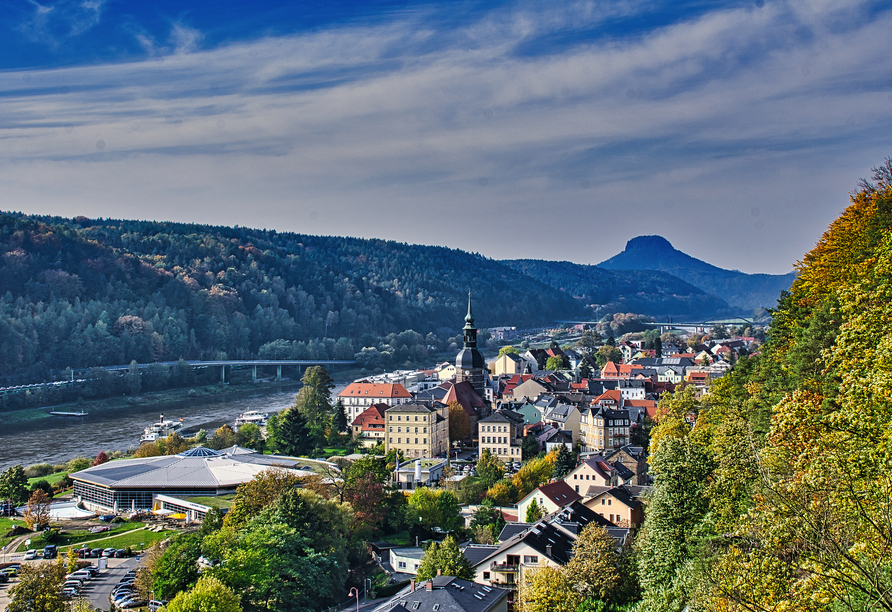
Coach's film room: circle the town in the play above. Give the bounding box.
[0,297,757,612]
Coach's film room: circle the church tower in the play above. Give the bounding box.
[455,291,486,397]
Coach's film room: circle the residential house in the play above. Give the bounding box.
[491,352,525,377]
[338,382,413,421]
[385,403,449,459]
[350,403,388,447]
[371,576,509,612]
[506,377,550,403]
[583,485,645,528]
[603,445,649,486]
[543,402,583,444]
[516,481,582,522]
[478,412,523,463]
[564,455,621,492]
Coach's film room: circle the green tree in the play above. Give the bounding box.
[470,498,506,542]
[553,444,576,479]
[522,435,540,460]
[152,533,202,600]
[67,456,91,473]
[224,469,305,529]
[407,487,463,532]
[293,366,335,445]
[415,535,475,581]
[0,464,29,505]
[476,449,504,488]
[275,408,311,457]
[333,399,348,433]
[164,576,242,612]
[525,498,544,523]
[8,558,68,612]
[595,345,622,367]
[518,566,582,612]
[546,355,569,370]
[235,423,264,450]
[498,346,519,357]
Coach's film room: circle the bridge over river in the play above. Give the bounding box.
[0,359,356,395]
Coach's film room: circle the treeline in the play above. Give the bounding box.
[0,213,584,384]
[503,258,732,319]
[630,159,892,611]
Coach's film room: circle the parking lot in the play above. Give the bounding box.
[0,554,141,610]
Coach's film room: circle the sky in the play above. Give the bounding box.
[1,0,890,275]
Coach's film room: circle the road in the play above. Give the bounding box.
[0,555,142,611]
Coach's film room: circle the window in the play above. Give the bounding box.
[389,427,392,432]
[607,498,612,506]
[415,416,419,421]
[398,416,402,421]
[423,438,426,444]
[398,438,402,443]
[423,428,427,433]
[398,561,406,569]
[523,555,538,564]
[482,572,490,581]
[601,498,606,505]
[415,438,418,444]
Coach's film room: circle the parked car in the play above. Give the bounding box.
[43,545,58,559]
[23,550,38,560]
[0,573,9,584]
[101,548,116,557]
[91,548,103,558]
[118,599,148,609]
[148,600,168,612]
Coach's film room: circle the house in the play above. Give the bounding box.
[564,455,634,495]
[602,445,649,485]
[543,429,573,453]
[583,485,645,528]
[385,403,450,459]
[436,362,457,381]
[516,481,582,522]
[478,412,523,463]
[372,576,509,612]
[338,382,413,421]
[350,403,388,447]
[439,380,487,438]
[506,377,549,403]
[578,404,631,452]
[393,458,449,491]
[470,502,618,591]
[491,352,525,377]
[389,547,425,575]
[542,402,582,443]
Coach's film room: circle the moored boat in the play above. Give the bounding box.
[234,410,269,428]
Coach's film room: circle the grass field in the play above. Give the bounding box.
[59,527,169,552]
[14,522,151,552]
[380,530,410,547]
[180,495,235,509]
[27,471,68,487]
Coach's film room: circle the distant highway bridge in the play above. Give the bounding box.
[0,359,356,395]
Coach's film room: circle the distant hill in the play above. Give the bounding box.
[501,259,731,320]
[598,235,796,311]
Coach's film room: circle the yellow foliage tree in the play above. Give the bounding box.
[517,565,582,612]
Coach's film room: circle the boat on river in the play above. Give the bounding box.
[234,410,269,428]
[139,414,183,443]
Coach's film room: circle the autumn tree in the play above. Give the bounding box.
[448,401,471,441]
[517,566,582,612]
[512,454,555,499]
[23,489,51,529]
[564,524,622,602]
[92,451,110,466]
[8,559,69,612]
[165,576,242,612]
[415,535,475,581]
[498,345,519,357]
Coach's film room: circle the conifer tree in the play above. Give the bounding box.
[415,535,475,581]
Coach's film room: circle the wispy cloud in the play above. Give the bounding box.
[18,0,107,46]
[1,0,890,273]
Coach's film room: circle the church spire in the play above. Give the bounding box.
[462,290,477,348]
[465,289,474,324]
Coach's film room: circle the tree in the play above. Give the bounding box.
[525,499,544,523]
[407,487,463,533]
[564,523,622,601]
[235,423,264,450]
[552,444,576,479]
[333,399,348,433]
[210,424,237,449]
[522,435,540,461]
[165,576,242,612]
[578,359,593,380]
[448,401,471,441]
[163,432,189,455]
[477,449,504,488]
[293,366,335,445]
[92,451,110,466]
[576,330,599,354]
[512,455,555,499]
[545,355,569,370]
[498,345,519,357]
[415,535,476,581]
[224,468,304,529]
[0,464,29,506]
[67,456,91,473]
[275,407,312,457]
[595,345,622,367]
[7,558,69,612]
[517,565,582,612]
[486,479,518,506]
[470,498,506,543]
[152,533,203,600]
[23,489,51,529]
[66,547,79,574]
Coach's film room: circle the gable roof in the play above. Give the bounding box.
[523,480,582,507]
[373,576,508,612]
[339,382,412,400]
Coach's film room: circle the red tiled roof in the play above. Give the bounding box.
[339,382,412,399]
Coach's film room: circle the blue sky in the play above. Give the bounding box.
[2,0,891,274]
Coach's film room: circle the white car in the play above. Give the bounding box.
[23,549,38,560]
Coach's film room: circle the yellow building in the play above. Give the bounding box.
[385,403,450,459]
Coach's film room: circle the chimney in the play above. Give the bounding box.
[426,581,433,591]
[437,569,442,576]
[410,580,415,592]
[546,545,552,558]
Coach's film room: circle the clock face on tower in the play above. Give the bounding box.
[465,370,470,375]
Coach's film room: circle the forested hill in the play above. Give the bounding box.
[0,213,585,381]
[501,259,731,319]
[598,235,796,310]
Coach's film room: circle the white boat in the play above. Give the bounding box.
[139,414,183,443]
[235,410,269,428]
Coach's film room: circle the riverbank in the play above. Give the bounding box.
[0,380,304,425]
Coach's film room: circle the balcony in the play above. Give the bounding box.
[490,561,519,572]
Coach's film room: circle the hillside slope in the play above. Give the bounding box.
[598,235,795,311]
[501,259,731,319]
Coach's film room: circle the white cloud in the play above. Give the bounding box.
[1,0,890,274]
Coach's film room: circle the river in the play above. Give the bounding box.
[0,384,348,471]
